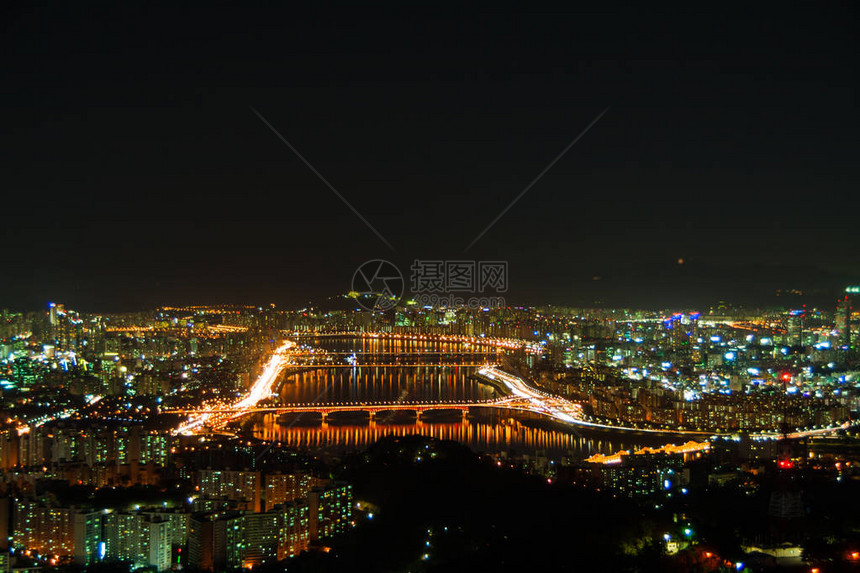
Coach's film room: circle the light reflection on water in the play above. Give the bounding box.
[247,337,680,459]
[276,365,497,404]
[250,413,675,459]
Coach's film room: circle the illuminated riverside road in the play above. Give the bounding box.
[475,367,850,440]
[174,340,296,435]
[475,367,717,436]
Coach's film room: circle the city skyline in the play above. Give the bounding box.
[2,4,859,571]
[1,293,858,570]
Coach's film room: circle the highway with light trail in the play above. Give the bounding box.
[174,340,295,435]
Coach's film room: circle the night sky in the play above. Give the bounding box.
[2,3,857,311]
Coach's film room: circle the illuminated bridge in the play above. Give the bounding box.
[166,397,519,422]
[289,360,499,369]
[288,331,544,353]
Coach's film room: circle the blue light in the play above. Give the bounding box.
[664,479,672,490]
[98,541,106,560]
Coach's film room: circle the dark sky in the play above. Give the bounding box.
[2,3,857,312]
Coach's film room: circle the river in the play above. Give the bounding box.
[245,336,686,459]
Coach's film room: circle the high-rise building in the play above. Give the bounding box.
[17,429,48,467]
[141,509,189,548]
[308,483,352,541]
[235,511,278,568]
[264,472,318,511]
[103,512,171,571]
[279,502,310,558]
[598,455,687,498]
[198,469,261,512]
[786,310,804,346]
[11,358,37,388]
[48,303,60,328]
[188,511,241,571]
[663,314,687,350]
[12,500,101,564]
[188,504,312,571]
[836,293,853,348]
[0,430,19,471]
[139,432,171,466]
[0,498,10,551]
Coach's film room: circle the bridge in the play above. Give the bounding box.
[287,362,497,369]
[288,331,544,353]
[165,398,520,422]
[166,398,515,414]
[310,351,504,356]
[283,344,504,369]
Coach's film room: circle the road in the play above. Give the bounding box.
[477,366,716,435]
[174,340,295,434]
[477,366,584,424]
[477,367,850,439]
